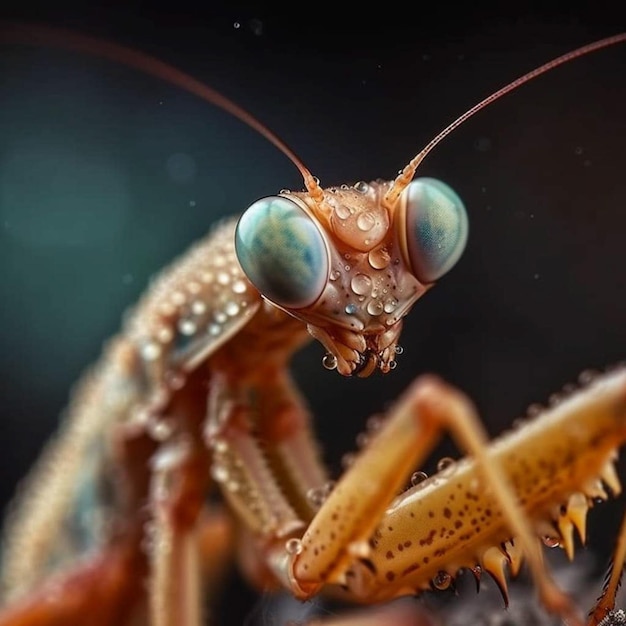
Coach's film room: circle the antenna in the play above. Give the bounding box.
[0,21,325,202]
[383,33,626,207]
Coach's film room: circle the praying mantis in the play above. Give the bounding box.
[1,19,624,624]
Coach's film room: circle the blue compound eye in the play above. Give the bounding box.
[235,196,329,309]
[404,178,468,283]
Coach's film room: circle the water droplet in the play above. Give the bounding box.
[279,188,291,195]
[344,264,351,271]
[225,301,240,317]
[335,204,351,220]
[178,319,197,336]
[411,471,428,486]
[511,418,525,430]
[323,480,336,496]
[171,291,186,306]
[579,369,599,385]
[191,301,206,315]
[527,403,543,417]
[342,452,356,469]
[383,298,398,313]
[233,21,241,29]
[217,271,230,285]
[211,464,229,483]
[322,353,338,370]
[388,360,397,370]
[306,486,327,507]
[368,247,390,269]
[141,520,158,553]
[395,345,404,355]
[356,212,376,232]
[548,393,563,407]
[344,303,358,315]
[232,279,247,294]
[285,538,303,555]
[141,342,161,361]
[366,415,382,433]
[214,311,228,324]
[330,269,341,281]
[542,536,561,548]
[433,570,452,590]
[148,419,174,442]
[356,432,369,449]
[354,181,369,194]
[366,300,384,316]
[437,457,455,472]
[351,273,372,296]
[157,327,174,343]
[165,371,185,390]
[210,439,229,454]
[208,323,221,336]
[574,146,583,155]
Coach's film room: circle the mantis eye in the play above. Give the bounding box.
[235,196,329,309]
[403,178,468,283]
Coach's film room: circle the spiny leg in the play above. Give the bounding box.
[203,367,331,590]
[145,362,331,621]
[147,369,213,626]
[413,378,578,622]
[149,450,203,626]
[287,376,580,624]
[246,370,330,521]
[150,458,240,626]
[589,512,626,626]
[206,366,329,516]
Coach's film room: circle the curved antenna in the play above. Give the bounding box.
[384,32,626,207]
[0,21,325,202]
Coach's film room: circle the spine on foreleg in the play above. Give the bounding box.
[346,369,626,603]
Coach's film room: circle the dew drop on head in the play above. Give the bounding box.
[322,353,338,370]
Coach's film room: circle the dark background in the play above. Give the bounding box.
[1,2,626,624]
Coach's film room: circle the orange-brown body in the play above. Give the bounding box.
[1,21,626,626]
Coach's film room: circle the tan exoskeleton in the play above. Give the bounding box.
[0,22,626,626]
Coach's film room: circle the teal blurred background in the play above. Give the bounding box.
[1,4,626,623]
